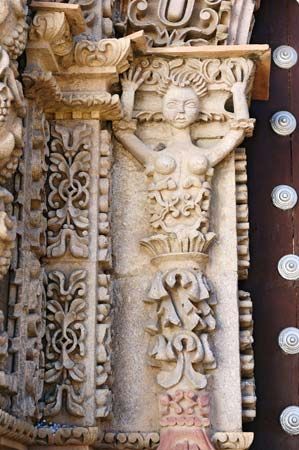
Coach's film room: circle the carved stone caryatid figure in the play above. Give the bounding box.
[113,58,255,450]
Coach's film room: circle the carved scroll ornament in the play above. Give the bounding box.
[126,0,234,47]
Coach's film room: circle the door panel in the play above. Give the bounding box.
[244,1,299,448]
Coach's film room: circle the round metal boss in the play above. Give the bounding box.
[270,111,297,136]
[277,255,299,280]
[271,185,298,210]
[273,45,298,69]
[278,327,299,354]
[280,406,299,435]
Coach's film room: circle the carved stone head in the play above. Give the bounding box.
[162,85,201,129]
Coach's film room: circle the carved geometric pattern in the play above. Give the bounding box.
[160,390,210,427]
[47,123,92,258]
[44,269,87,417]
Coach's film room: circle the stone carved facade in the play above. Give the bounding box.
[0,1,269,450]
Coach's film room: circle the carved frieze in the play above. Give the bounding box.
[44,269,88,417]
[125,0,235,47]
[47,123,92,259]
[101,432,160,450]
[35,425,98,446]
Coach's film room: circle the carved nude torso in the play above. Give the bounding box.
[114,70,254,242]
[145,143,213,238]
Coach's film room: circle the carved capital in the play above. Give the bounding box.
[25,7,143,119]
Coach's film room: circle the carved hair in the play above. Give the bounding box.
[157,68,208,98]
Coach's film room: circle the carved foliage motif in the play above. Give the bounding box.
[127,0,234,47]
[44,269,87,417]
[47,123,92,258]
[130,56,255,97]
[146,267,216,390]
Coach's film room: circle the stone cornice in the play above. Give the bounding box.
[24,3,146,120]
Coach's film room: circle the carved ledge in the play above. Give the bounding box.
[25,6,147,119]
[35,426,98,446]
[212,432,254,449]
[100,432,160,450]
[0,409,36,445]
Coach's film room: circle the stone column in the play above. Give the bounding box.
[21,0,140,434]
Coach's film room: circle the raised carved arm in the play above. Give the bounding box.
[208,81,255,167]
[113,68,153,166]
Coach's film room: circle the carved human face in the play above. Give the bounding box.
[162,86,200,129]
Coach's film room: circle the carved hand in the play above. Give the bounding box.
[121,67,150,119]
[121,67,148,92]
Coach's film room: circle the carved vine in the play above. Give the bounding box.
[47,123,92,258]
[44,269,88,418]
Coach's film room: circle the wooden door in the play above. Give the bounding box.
[244,1,299,448]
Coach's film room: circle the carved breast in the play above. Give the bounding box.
[147,149,213,236]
